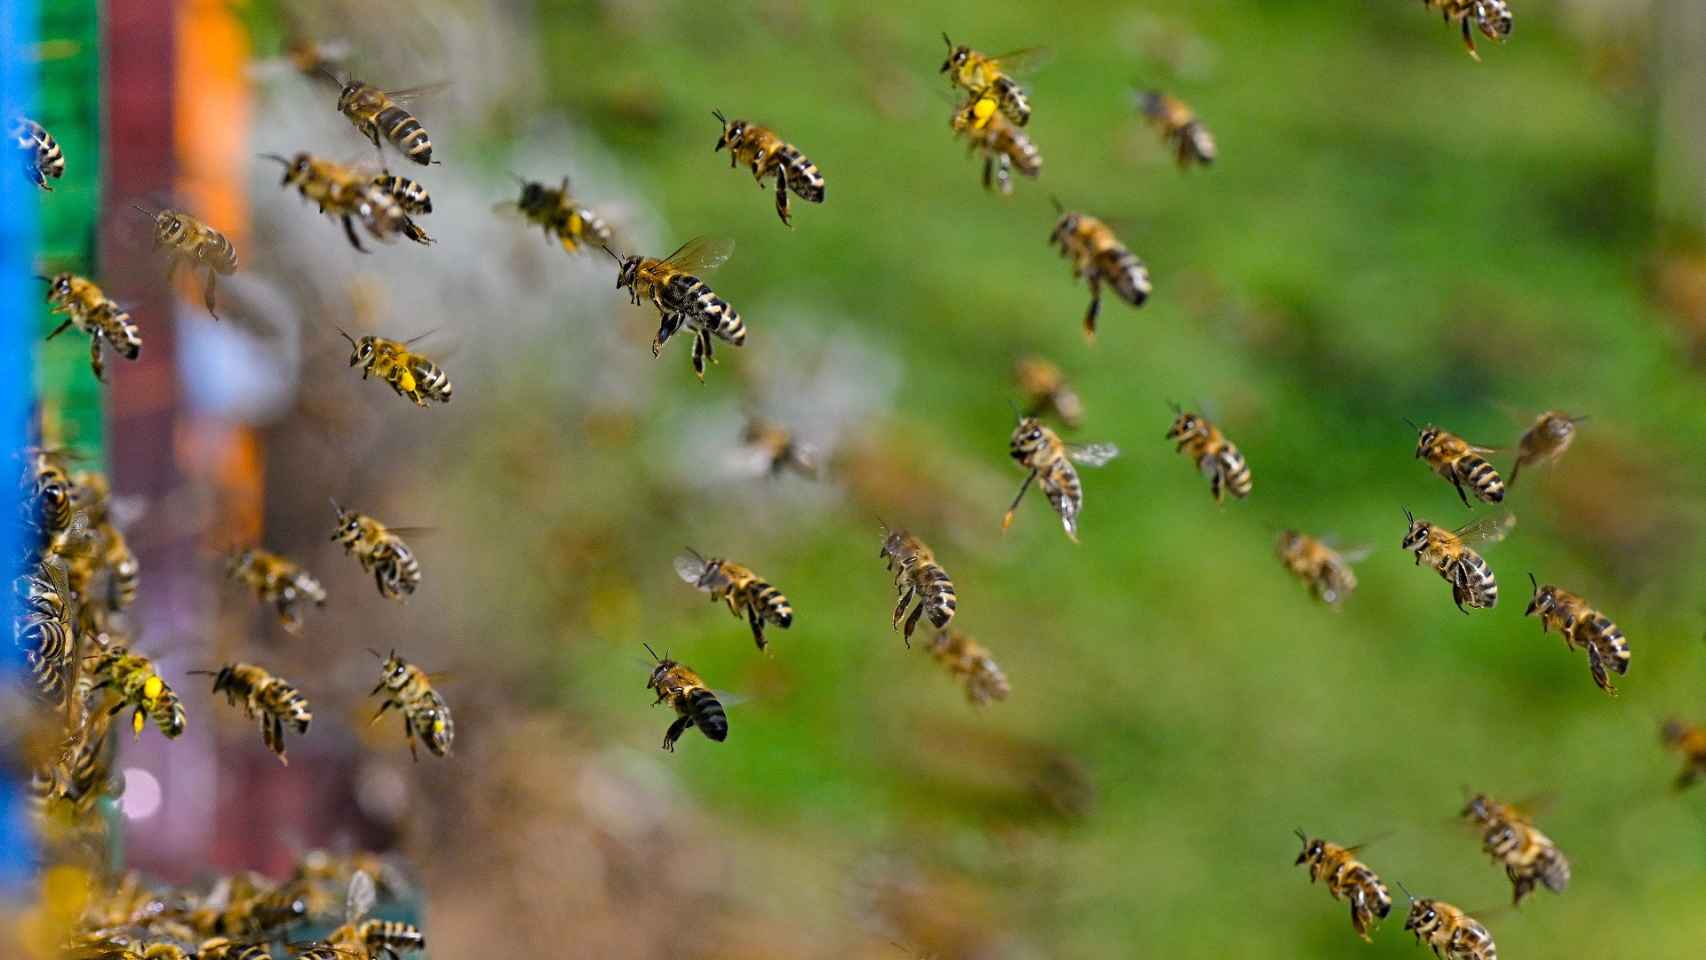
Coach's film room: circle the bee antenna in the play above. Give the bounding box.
[1049,194,1063,214]
[942,31,952,47]
[33,274,53,283]
[130,203,157,219]
[186,668,219,677]
[334,326,357,347]
[1166,400,1181,414]
[1402,416,1420,432]
[1402,506,1414,524]
[683,545,706,562]
[1292,827,1307,844]
[711,109,726,125]
[642,642,661,662]
[258,153,291,166]
[315,64,343,87]
[1396,880,1415,903]
[1569,414,1590,423]
[1528,571,1538,592]
[600,244,622,263]
[329,497,346,516]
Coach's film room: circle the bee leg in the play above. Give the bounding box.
[663,715,692,752]
[201,266,221,321]
[88,337,107,383]
[368,699,395,725]
[45,318,73,341]
[746,605,767,651]
[902,600,926,645]
[982,156,994,191]
[1461,16,1481,61]
[1002,470,1038,532]
[892,586,915,630]
[404,715,420,763]
[689,328,708,382]
[1084,275,1102,340]
[774,168,792,227]
[340,215,370,253]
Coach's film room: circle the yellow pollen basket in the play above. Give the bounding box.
[972,96,998,129]
[132,709,145,737]
[568,212,584,233]
[431,718,446,735]
[397,369,417,393]
[143,675,164,701]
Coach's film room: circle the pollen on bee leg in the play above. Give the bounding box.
[132,710,145,738]
[143,676,163,701]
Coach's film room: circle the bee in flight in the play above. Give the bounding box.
[1508,410,1584,487]
[1400,886,1498,960]
[1423,0,1513,61]
[135,205,238,320]
[1661,718,1706,790]
[13,116,63,189]
[1524,574,1628,696]
[190,663,312,765]
[226,547,327,633]
[338,328,453,407]
[1003,415,1119,542]
[1013,355,1083,429]
[644,643,728,752]
[1400,510,1511,614]
[740,415,818,478]
[1293,831,1392,942]
[712,111,826,227]
[1165,405,1250,503]
[87,645,186,739]
[1460,792,1570,905]
[1410,420,1504,506]
[502,175,614,253]
[1049,202,1150,340]
[949,95,1041,195]
[940,34,1046,127]
[329,500,423,600]
[330,73,441,165]
[264,152,426,251]
[673,547,794,652]
[294,869,424,960]
[41,272,141,383]
[371,170,434,244]
[606,236,745,382]
[924,628,1009,705]
[878,523,957,644]
[1137,90,1215,168]
[1276,531,1367,607]
[369,649,453,761]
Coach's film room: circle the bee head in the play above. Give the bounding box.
[1543,411,1580,441]
[1476,0,1513,41]
[1292,829,1322,867]
[1524,572,1554,617]
[336,327,374,367]
[1662,718,1689,746]
[1012,415,1045,444]
[711,110,744,152]
[1164,404,1200,441]
[642,642,675,685]
[189,664,235,694]
[1276,530,1302,556]
[1400,508,1430,552]
[335,79,363,111]
[1459,791,1492,822]
[614,253,642,290]
[518,179,547,210]
[1403,897,1437,934]
[941,35,970,73]
[329,499,361,542]
[42,272,72,300]
[1407,419,1437,458]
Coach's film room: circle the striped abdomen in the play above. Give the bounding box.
[1336,864,1392,934]
[376,105,433,165]
[994,127,1042,176]
[374,537,421,598]
[992,76,1030,126]
[1578,612,1629,693]
[373,173,431,214]
[409,359,453,403]
[15,118,63,188]
[263,682,312,734]
[775,144,825,201]
[1454,454,1505,504]
[1093,246,1151,307]
[1201,445,1251,502]
[410,689,454,756]
[685,687,728,742]
[1041,459,1084,536]
[664,273,744,345]
[748,580,793,627]
[358,919,424,953]
[1448,550,1498,610]
[150,687,187,738]
[912,562,957,634]
[97,305,142,359]
[200,228,239,274]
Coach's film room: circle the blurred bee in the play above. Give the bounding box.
[1137,90,1215,168]
[643,643,728,752]
[740,416,818,478]
[190,663,312,765]
[1410,420,1504,507]
[1460,792,1570,905]
[26,445,78,540]
[33,707,115,820]
[673,547,794,652]
[1013,355,1083,429]
[949,96,1041,195]
[226,547,327,633]
[1293,831,1392,942]
[1424,0,1513,61]
[940,35,1046,126]
[1165,405,1251,503]
[329,500,422,600]
[1400,888,1497,960]
[1523,574,1629,696]
[879,524,957,644]
[607,236,745,382]
[332,75,441,165]
[502,175,614,254]
[925,628,1009,705]
[264,152,419,251]
[87,646,185,739]
[1003,415,1119,541]
[17,561,76,702]
[711,110,826,227]
[72,470,141,612]
[319,870,424,960]
[195,938,276,960]
[371,170,434,244]
[337,328,453,407]
[1276,531,1366,607]
[1400,510,1510,613]
[135,205,237,320]
[13,116,64,189]
[1661,718,1706,790]
[369,649,453,760]
[188,877,307,939]
[42,273,142,383]
[284,35,351,80]
[1049,203,1151,339]
[1508,411,1584,487]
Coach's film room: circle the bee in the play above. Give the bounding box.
[1400,510,1510,613]
[13,116,64,189]
[711,111,826,227]
[1003,415,1119,541]
[333,76,440,165]
[189,879,307,939]
[1293,831,1393,942]
[949,96,1041,195]
[1460,792,1570,905]
[87,646,185,739]
[1165,405,1251,503]
[503,175,614,254]
[226,547,327,633]
[17,561,77,702]
[190,663,311,765]
[1523,574,1629,696]
[371,170,434,244]
[940,35,1046,127]
[135,205,237,320]
[27,445,78,539]
[1013,355,1083,429]
[924,628,1009,705]
[1411,420,1505,507]
[740,416,818,478]
[643,643,727,752]
[1400,888,1498,960]
[33,707,115,819]
[1137,90,1215,168]
[195,938,276,960]
[1276,531,1366,607]
[1423,0,1513,61]
[72,470,140,612]
[1508,411,1584,488]
[673,547,794,652]
[1660,718,1706,790]
[1049,203,1151,340]
[263,153,417,251]
[329,500,422,600]
[42,273,142,383]
[368,649,452,761]
[606,236,745,382]
[313,870,422,960]
[878,524,957,644]
[337,329,453,407]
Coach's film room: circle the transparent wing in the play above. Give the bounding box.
[712,690,748,709]
[203,876,233,911]
[988,46,1052,77]
[1338,546,1373,564]
[384,82,450,103]
[1455,513,1516,547]
[344,870,375,925]
[673,551,709,585]
[660,236,734,274]
[1068,443,1120,467]
[108,494,148,530]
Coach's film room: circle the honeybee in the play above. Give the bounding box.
[188,877,306,940]
[190,663,311,764]
[1165,406,1251,503]
[329,501,422,600]
[33,707,115,820]
[42,273,142,383]
[711,111,826,227]
[320,870,423,960]
[940,35,1046,127]
[1003,415,1119,541]
[643,643,727,752]
[17,561,77,702]
[1423,0,1513,61]
[1660,718,1706,790]
[333,76,440,165]
[1293,831,1393,941]
[1137,90,1215,168]
[337,329,453,407]
[924,628,1009,705]
[949,96,1041,195]
[71,470,141,613]
[1400,888,1498,960]
[1013,355,1083,429]
[607,236,745,382]
[135,205,237,320]
[87,646,185,739]
[27,445,78,539]
[740,416,818,478]
[264,152,417,251]
[503,175,614,254]
[1400,510,1510,613]
[368,649,452,761]
[1460,792,1570,905]
[878,524,957,644]
[673,548,794,652]
[195,938,276,960]
[1523,575,1629,696]
[1276,531,1366,607]
[371,171,434,244]
[226,547,327,633]
[1411,420,1504,507]
[1508,411,1583,487]
[1049,203,1151,339]
[13,116,64,189]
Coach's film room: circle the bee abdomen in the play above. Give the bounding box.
[1457,455,1505,503]
[993,76,1030,125]
[687,688,728,741]
[377,106,433,164]
[412,361,453,402]
[1098,248,1151,307]
[1582,615,1629,671]
[1452,551,1498,608]
[753,582,793,627]
[678,276,745,345]
[918,563,957,629]
[1219,447,1252,498]
[776,145,825,201]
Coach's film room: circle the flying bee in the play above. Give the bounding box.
[1423,0,1513,61]
[1013,355,1083,429]
[1410,420,1504,507]
[226,547,327,633]
[1276,531,1367,607]
[711,110,826,227]
[606,236,745,382]
[42,272,141,383]
[939,34,1046,127]
[1003,415,1119,541]
[370,170,434,244]
[1400,510,1511,613]
[1661,718,1706,790]
[643,643,727,752]
[329,500,422,600]
[135,205,237,320]
[949,96,1041,195]
[673,547,794,652]
[87,646,185,739]
[263,152,416,251]
[368,649,452,760]
[1049,203,1151,340]
[332,75,441,165]
[740,416,818,478]
[189,663,312,765]
[1137,90,1215,168]
[1524,574,1629,696]
[1460,793,1570,905]
[924,628,1009,705]
[1293,831,1393,942]
[13,116,64,189]
[502,175,615,254]
[1400,887,1498,960]
[337,328,453,407]
[878,524,957,644]
[1165,405,1251,503]
[1508,410,1583,487]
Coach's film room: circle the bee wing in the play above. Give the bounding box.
[660,235,735,274]
[1067,443,1120,467]
[1337,546,1373,565]
[107,494,149,530]
[344,870,375,925]
[1468,443,1502,454]
[672,552,710,585]
[382,82,450,103]
[203,876,233,911]
[712,690,748,709]
[987,46,1052,77]
[1454,513,1516,547]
